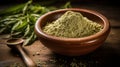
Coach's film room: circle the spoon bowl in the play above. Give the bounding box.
[6,38,24,48]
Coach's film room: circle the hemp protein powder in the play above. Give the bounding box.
[42,11,103,38]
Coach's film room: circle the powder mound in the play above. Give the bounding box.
[43,11,103,38]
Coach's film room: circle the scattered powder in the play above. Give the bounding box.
[43,11,102,38]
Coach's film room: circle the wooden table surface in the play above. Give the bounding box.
[0,1,120,67]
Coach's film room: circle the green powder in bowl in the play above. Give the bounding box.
[42,11,103,38]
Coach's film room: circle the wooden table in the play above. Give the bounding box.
[0,1,120,67]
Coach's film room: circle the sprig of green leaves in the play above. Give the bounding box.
[0,0,71,46]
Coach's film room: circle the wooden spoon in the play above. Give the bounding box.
[6,38,37,67]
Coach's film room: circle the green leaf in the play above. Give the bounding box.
[30,5,50,14]
[0,4,25,15]
[24,25,30,37]
[11,32,22,38]
[0,27,6,33]
[23,0,33,15]
[3,20,17,25]
[61,2,72,8]
[23,32,36,46]
[16,20,28,30]
[11,20,21,32]
[11,19,28,32]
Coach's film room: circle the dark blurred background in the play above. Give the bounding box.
[0,0,120,6]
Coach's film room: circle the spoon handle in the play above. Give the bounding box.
[16,45,37,67]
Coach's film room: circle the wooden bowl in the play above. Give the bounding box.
[34,8,110,56]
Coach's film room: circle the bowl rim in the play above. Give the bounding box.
[35,8,110,42]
